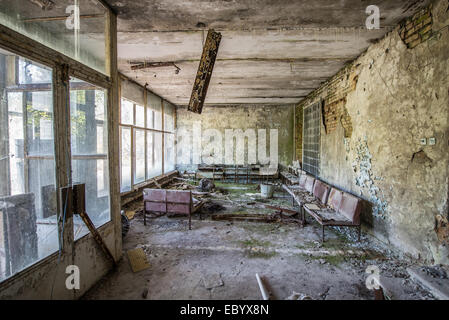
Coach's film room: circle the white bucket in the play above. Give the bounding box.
[260,184,275,199]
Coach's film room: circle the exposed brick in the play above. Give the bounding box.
[399,3,433,49]
[419,24,432,35]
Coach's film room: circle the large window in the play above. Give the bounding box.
[0,0,108,75]
[70,77,110,240]
[119,92,176,193]
[303,102,321,176]
[0,49,58,281]
[164,102,176,172]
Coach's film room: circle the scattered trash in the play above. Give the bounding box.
[420,266,448,279]
[171,182,196,190]
[121,213,130,238]
[211,213,280,223]
[201,201,225,214]
[202,273,224,289]
[198,178,215,192]
[125,210,136,220]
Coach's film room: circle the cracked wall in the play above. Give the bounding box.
[296,0,449,264]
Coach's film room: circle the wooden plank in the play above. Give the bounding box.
[264,205,299,216]
[79,210,116,266]
[127,248,150,273]
[131,61,179,71]
[187,29,222,114]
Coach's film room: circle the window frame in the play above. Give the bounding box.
[0,1,120,292]
[302,101,321,177]
[119,93,176,194]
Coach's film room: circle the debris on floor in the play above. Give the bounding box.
[408,266,449,300]
[121,213,130,238]
[286,292,313,300]
[81,179,438,301]
[420,265,448,279]
[202,273,224,289]
[200,201,225,214]
[127,248,151,273]
[211,213,281,223]
[198,178,215,192]
[125,210,136,220]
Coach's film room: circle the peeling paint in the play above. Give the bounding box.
[352,137,388,219]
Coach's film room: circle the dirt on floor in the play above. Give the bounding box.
[82,182,435,300]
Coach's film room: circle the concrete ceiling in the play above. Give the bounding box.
[105,0,430,106]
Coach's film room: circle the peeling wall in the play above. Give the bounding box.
[297,0,449,264]
[176,105,294,170]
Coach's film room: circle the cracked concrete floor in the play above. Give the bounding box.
[82,185,435,300]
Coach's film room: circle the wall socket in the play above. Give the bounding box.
[429,138,436,146]
[420,138,427,145]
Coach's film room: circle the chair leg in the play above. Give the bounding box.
[358,225,361,242]
[189,213,192,230]
[322,225,325,243]
[144,209,146,226]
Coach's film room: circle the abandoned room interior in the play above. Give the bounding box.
[0,0,448,303]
